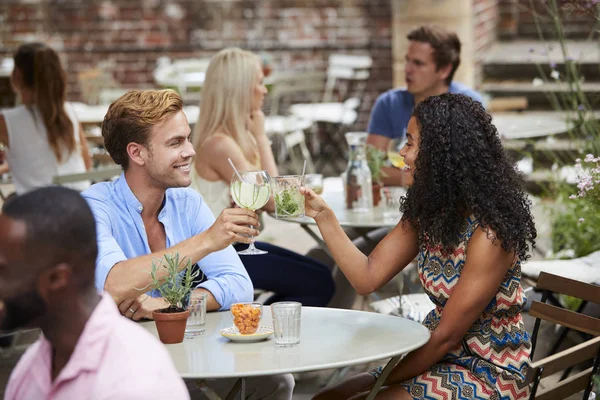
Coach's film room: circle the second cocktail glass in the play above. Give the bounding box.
[272,175,305,219]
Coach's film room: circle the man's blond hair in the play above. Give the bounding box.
[102,89,183,169]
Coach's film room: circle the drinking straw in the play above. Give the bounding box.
[301,160,307,182]
[228,158,244,182]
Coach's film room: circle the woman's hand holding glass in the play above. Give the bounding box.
[300,187,331,221]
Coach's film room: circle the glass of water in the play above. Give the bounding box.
[185,292,207,338]
[270,301,302,347]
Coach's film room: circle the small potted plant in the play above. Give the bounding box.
[149,252,199,344]
[366,144,388,206]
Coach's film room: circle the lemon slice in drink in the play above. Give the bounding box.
[232,181,271,211]
[388,153,406,169]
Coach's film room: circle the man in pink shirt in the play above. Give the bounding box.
[0,186,190,399]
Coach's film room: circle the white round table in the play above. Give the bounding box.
[141,307,429,398]
[70,102,200,125]
[289,102,358,125]
[493,112,573,140]
[71,103,312,138]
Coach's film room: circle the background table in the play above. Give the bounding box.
[142,306,429,398]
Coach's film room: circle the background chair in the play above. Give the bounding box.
[288,53,373,174]
[527,272,600,399]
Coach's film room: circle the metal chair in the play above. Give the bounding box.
[527,272,600,399]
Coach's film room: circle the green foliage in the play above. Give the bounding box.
[551,191,600,258]
[149,253,199,311]
[366,144,388,185]
[275,189,300,216]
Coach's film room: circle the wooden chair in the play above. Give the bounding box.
[527,272,600,399]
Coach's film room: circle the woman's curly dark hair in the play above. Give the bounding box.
[399,93,536,261]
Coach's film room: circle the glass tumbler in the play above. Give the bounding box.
[185,292,207,338]
[270,301,302,347]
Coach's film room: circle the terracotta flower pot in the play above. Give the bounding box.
[372,183,382,207]
[152,308,190,344]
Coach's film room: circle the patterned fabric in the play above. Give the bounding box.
[373,216,532,399]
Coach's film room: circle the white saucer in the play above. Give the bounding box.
[220,326,274,342]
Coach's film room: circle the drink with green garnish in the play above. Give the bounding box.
[272,175,305,219]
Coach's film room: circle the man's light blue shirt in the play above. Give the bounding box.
[82,174,253,311]
[368,82,485,140]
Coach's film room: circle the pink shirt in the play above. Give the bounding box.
[5,293,190,400]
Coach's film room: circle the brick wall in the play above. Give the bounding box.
[498,0,599,39]
[0,0,393,129]
[473,0,499,86]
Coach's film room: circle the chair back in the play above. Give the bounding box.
[527,272,600,399]
[322,54,373,103]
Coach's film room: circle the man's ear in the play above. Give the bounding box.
[438,63,453,82]
[126,142,147,167]
[37,263,71,300]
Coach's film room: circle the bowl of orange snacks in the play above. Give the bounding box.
[230,303,262,334]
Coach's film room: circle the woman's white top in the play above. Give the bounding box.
[190,168,231,217]
[2,104,89,194]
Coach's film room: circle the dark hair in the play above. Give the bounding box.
[407,26,461,86]
[400,94,536,261]
[14,42,76,162]
[102,89,183,169]
[2,186,98,288]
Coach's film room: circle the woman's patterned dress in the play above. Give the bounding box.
[374,216,532,399]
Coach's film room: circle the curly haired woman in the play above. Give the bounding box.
[305,94,536,400]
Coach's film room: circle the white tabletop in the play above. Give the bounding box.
[141,306,429,379]
[264,115,313,135]
[278,177,404,229]
[493,112,573,140]
[70,102,200,125]
[70,102,311,137]
[289,103,358,125]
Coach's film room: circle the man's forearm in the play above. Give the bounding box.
[105,232,217,303]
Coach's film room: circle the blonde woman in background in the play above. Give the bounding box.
[0,42,91,195]
[192,48,334,307]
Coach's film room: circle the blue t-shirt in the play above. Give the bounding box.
[82,174,254,310]
[367,82,485,139]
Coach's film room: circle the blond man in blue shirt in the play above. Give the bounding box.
[83,89,294,399]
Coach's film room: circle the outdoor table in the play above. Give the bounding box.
[71,102,312,138]
[141,306,429,400]
[492,112,573,140]
[70,102,200,126]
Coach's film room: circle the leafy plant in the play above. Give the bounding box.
[366,144,388,185]
[149,253,199,312]
[275,189,300,216]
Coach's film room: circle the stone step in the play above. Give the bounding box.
[482,80,600,110]
[482,40,600,81]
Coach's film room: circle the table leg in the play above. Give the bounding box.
[241,378,246,399]
[195,380,222,400]
[364,355,402,400]
[224,378,242,400]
